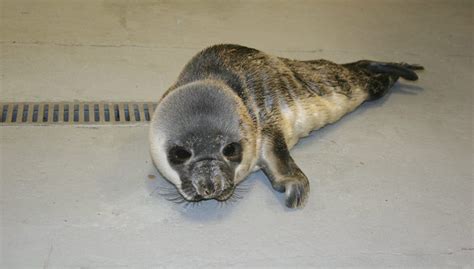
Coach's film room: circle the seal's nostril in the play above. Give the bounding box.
[205,182,215,195]
[196,180,215,197]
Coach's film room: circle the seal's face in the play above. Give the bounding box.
[165,131,243,201]
[149,81,257,203]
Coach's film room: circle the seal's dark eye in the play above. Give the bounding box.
[168,146,192,165]
[222,142,242,162]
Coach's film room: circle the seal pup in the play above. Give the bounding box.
[149,44,423,208]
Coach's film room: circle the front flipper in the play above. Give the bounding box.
[260,130,310,208]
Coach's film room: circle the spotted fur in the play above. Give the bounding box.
[150,44,424,208]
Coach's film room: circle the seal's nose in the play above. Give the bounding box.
[200,180,215,196]
[191,159,226,199]
[194,179,216,198]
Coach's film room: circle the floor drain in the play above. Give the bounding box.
[0,102,157,125]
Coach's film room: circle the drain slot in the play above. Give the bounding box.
[1,105,8,122]
[114,104,120,122]
[43,104,49,122]
[11,104,18,122]
[134,104,141,121]
[53,104,59,122]
[32,104,39,123]
[144,104,150,121]
[22,105,29,123]
[104,104,110,122]
[83,104,89,122]
[64,104,69,122]
[0,102,156,125]
[94,104,100,122]
[124,104,130,122]
[73,104,79,122]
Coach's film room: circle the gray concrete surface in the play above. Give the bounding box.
[1,0,472,268]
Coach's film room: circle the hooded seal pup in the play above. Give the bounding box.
[149,44,423,208]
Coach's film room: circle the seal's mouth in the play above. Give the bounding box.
[215,187,235,201]
[180,185,235,202]
[180,158,236,202]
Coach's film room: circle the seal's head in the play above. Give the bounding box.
[149,80,257,202]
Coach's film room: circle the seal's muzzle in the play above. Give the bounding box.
[190,159,232,199]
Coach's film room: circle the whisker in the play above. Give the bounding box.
[233,193,243,200]
[175,199,188,205]
[164,195,182,201]
[149,186,161,196]
[233,188,247,194]
[154,183,187,200]
[220,199,229,207]
[234,183,252,193]
[160,192,182,199]
[164,196,186,204]
[233,194,243,201]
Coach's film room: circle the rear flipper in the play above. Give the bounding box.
[363,61,423,81]
[344,60,424,100]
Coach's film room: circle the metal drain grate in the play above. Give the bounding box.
[0,102,157,125]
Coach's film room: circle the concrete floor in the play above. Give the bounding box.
[1,0,472,268]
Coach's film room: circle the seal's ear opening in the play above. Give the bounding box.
[168,146,192,165]
[222,142,242,163]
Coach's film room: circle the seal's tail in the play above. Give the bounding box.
[343,60,424,100]
[345,60,424,80]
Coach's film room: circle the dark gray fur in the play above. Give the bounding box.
[154,44,424,208]
[158,82,243,201]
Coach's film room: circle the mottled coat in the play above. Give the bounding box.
[150,44,423,208]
